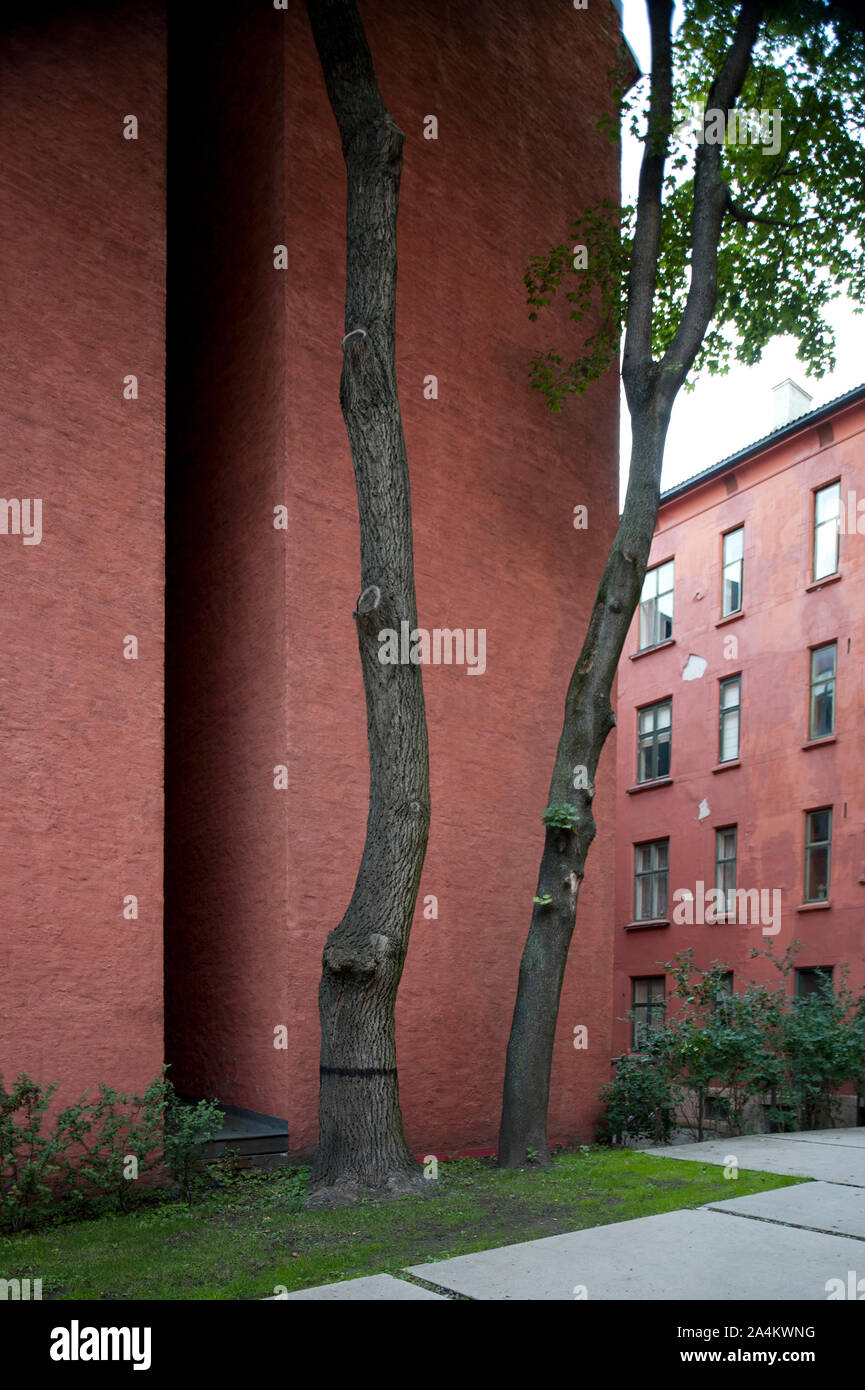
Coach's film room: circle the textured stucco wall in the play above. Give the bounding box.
[0,1,166,1103]
[614,397,865,1056]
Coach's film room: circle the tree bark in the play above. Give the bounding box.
[498,0,762,1167]
[306,0,430,1204]
[498,408,671,1167]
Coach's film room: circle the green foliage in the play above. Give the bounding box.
[163,1091,224,1202]
[62,1075,167,1215]
[597,1048,682,1145]
[599,945,865,1145]
[773,962,865,1131]
[652,952,787,1140]
[542,802,580,832]
[528,1,865,411]
[0,1066,223,1233]
[526,201,630,411]
[0,1075,70,1233]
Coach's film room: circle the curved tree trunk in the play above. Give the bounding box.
[306,0,430,1204]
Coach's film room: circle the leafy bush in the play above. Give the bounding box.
[599,944,865,1146]
[0,1066,223,1232]
[162,1090,224,1201]
[62,1074,168,1215]
[0,1074,69,1232]
[773,965,865,1132]
[597,1049,681,1145]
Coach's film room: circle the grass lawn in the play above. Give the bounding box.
[0,1148,805,1300]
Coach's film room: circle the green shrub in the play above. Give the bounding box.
[63,1074,167,1215]
[162,1090,224,1202]
[0,1074,69,1232]
[597,1051,681,1145]
[774,965,865,1131]
[0,1066,224,1232]
[599,945,865,1146]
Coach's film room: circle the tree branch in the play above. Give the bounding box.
[622,0,674,408]
[726,192,815,230]
[659,0,763,403]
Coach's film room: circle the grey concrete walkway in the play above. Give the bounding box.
[269,1128,865,1300]
[646,1126,865,1185]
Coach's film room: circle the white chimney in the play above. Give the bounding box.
[772,378,813,429]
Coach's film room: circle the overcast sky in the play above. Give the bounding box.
[619,0,864,500]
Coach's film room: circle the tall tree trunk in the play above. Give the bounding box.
[306,0,430,1204]
[498,409,671,1167]
[498,0,761,1167]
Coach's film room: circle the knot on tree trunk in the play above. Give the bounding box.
[342,327,368,349]
[323,942,378,976]
[323,930,394,977]
[356,584,381,613]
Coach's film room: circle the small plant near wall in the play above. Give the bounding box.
[0,1065,223,1233]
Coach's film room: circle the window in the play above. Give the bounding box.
[804,808,832,902]
[809,642,836,739]
[712,971,735,1020]
[715,827,737,918]
[638,700,672,782]
[634,839,669,921]
[639,560,674,650]
[813,481,841,581]
[719,676,741,763]
[632,976,665,1048]
[704,1094,731,1121]
[795,966,834,999]
[722,527,744,616]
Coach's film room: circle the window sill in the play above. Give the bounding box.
[624,919,670,931]
[626,777,673,795]
[802,735,836,750]
[806,572,841,593]
[712,760,740,773]
[716,610,745,628]
[630,638,675,661]
[796,900,831,913]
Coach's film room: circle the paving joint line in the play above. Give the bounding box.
[393,1269,474,1300]
[705,1205,865,1243]
[768,1138,865,1151]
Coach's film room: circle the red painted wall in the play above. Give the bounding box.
[166,0,626,1152]
[0,2,166,1105]
[614,394,865,1058]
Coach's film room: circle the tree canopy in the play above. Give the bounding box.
[526,0,865,412]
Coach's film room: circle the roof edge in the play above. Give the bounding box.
[659,381,865,507]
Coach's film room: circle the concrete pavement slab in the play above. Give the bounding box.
[405,1208,864,1300]
[706,1180,865,1238]
[267,1274,445,1300]
[647,1132,865,1185]
[768,1128,865,1147]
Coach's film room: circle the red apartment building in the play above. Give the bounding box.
[1,0,632,1159]
[614,381,865,1123]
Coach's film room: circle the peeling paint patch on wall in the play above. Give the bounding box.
[682,654,707,680]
